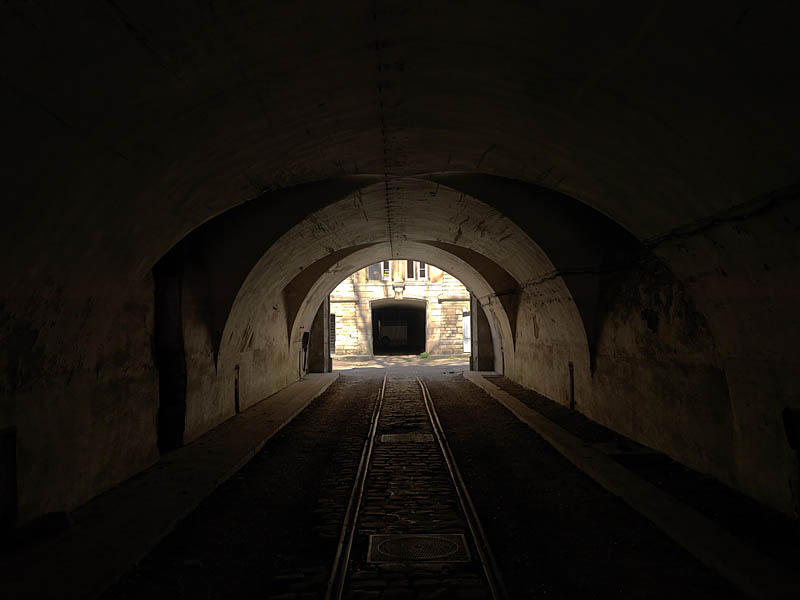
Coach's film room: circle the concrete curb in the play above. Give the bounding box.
[463,371,800,600]
[2,373,339,600]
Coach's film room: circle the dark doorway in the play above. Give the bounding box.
[372,302,426,355]
[153,253,187,453]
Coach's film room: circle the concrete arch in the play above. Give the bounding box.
[215,183,589,412]
[152,174,645,372]
[288,241,516,376]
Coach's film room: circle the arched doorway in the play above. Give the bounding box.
[371,298,427,355]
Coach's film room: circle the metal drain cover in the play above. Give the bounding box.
[380,433,434,443]
[367,534,470,563]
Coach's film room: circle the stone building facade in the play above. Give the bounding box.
[330,260,471,357]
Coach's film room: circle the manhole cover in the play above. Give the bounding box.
[367,534,470,563]
[380,433,434,443]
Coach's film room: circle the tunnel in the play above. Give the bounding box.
[2,3,800,598]
[372,300,427,356]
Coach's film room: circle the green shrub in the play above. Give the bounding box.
[419,351,428,358]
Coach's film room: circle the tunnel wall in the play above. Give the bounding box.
[181,258,226,444]
[0,277,160,524]
[506,256,737,498]
[650,194,800,516]
[156,235,303,450]
[469,296,495,371]
[218,293,296,417]
[507,279,591,410]
[307,299,331,373]
[590,259,734,484]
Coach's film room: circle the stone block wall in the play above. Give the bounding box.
[331,298,372,355]
[427,300,468,355]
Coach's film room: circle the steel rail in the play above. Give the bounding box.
[417,376,509,600]
[324,371,387,600]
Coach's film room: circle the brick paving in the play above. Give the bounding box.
[343,375,491,599]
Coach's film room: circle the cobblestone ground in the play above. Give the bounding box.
[344,375,491,600]
[103,372,382,600]
[425,374,741,599]
[100,368,745,599]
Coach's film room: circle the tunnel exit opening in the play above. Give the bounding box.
[324,259,480,363]
[372,302,426,356]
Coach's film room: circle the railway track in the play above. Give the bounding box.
[324,372,507,600]
[325,373,387,599]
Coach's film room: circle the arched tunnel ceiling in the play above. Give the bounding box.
[217,180,553,362]
[2,2,800,295]
[173,176,633,364]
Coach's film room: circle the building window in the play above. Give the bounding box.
[368,261,392,280]
[406,260,428,280]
